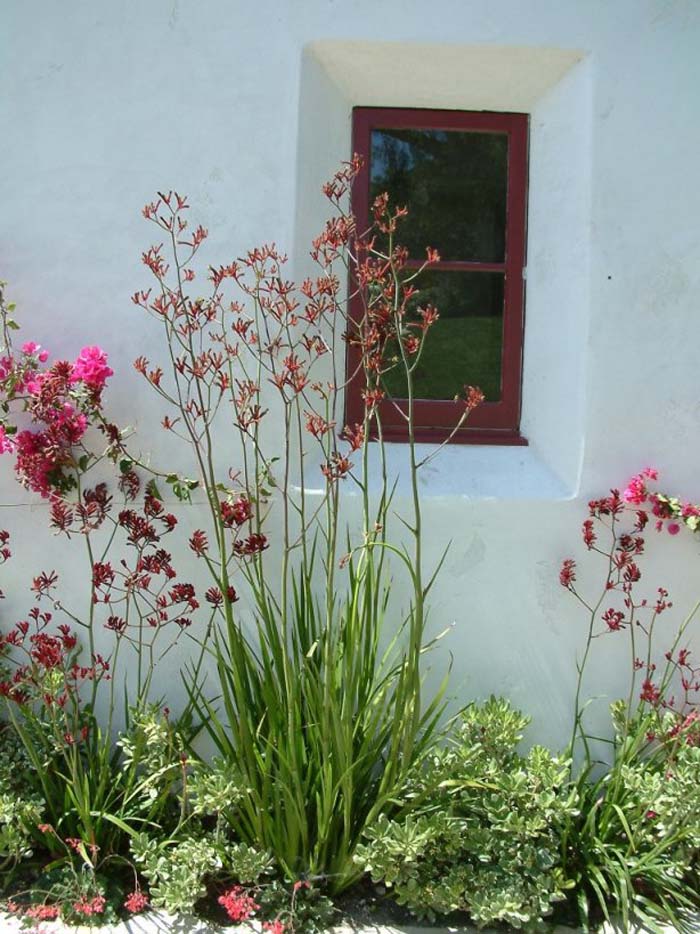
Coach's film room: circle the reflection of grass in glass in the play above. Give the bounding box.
[382,316,503,402]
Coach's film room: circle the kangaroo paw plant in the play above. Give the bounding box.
[0,165,484,925]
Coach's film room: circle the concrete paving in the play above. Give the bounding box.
[0,911,696,934]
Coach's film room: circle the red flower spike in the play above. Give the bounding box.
[342,423,365,452]
[582,519,596,549]
[602,608,625,631]
[233,533,268,557]
[220,496,253,528]
[559,559,576,588]
[463,385,485,413]
[321,453,353,482]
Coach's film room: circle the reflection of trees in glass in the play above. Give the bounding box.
[370,129,508,262]
[412,270,503,319]
[382,271,504,402]
[383,317,503,402]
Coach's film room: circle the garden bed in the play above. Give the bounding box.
[2,181,700,934]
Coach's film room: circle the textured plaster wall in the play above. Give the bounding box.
[1,0,700,749]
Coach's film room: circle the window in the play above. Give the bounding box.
[345,107,529,444]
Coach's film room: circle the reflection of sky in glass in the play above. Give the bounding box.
[370,131,449,181]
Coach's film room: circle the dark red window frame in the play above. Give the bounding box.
[345,107,529,445]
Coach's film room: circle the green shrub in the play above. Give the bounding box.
[560,476,700,931]
[0,723,44,880]
[356,697,579,929]
[561,705,700,932]
[131,832,226,913]
[130,752,273,915]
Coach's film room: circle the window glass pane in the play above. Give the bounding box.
[370,128,508,262]
[382,271,504,402]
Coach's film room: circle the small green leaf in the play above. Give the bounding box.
[146,479,163,501]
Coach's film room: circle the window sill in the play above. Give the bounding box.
[373,426,528,446]
[294,442,575,500]
[363,440,575,500]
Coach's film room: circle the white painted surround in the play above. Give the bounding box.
[1,0,700,749]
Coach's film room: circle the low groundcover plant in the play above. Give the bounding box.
[355,696,580,929]
[353,470,700,933]
[1,167,700,932]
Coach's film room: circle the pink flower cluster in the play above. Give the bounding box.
[71,345,114,391]
[622,466,700,535]
[21,340,50,362]
[622,466,658,505]
[0,343,114,497]
[5,893,106,922]
[218,886,259,922]
[6,901,61,921]
[73,894,106,917]
[0,424,14,454]
[124,890,150,914]
[563,468,700,743]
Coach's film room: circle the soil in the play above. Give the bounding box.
[333,879,471,931]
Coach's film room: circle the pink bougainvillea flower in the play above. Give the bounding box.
[622,467,659,505]
[623,475,647,505]
[25,375,44,396]
[667,522,681,535]
[71,346,113,390]
[0,425,15,454]
[21,341,50,362]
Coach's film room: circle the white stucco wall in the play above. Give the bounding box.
[1,0,699,750]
